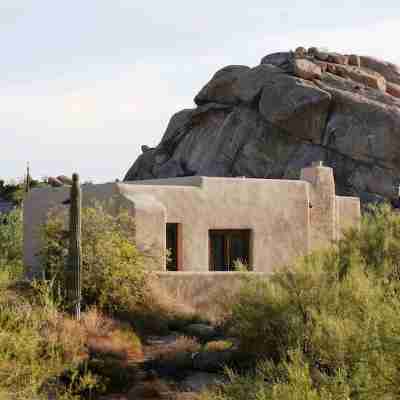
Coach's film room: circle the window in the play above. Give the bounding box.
[209,230,251,271]
[166,223,182,271]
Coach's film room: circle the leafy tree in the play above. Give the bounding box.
[40,203,158,315]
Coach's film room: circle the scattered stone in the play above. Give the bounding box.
[193,350,234,372]
[127,379,172,400]
[181,372,223,392]
[146,334,179,346]
[175,393,200,400]
[185,324,217,341]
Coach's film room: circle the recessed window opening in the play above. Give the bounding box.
[209,229,251,271]
[166,223,182,271]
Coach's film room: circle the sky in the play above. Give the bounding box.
[2,1,400,183]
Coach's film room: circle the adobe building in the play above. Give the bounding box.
[24,162,360,281]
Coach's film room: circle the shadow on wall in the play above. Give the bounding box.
[152,271,268,322]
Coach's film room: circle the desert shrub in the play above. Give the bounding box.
[40,203,157,316]
[0,276,88,399]
[205,205,400,399]
[0,273,144,399]
[338,203,400,279]
[0,208,23,280]
[204,350,351,400]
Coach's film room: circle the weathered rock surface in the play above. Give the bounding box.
[124,47,400,203]
[194,65,250,106]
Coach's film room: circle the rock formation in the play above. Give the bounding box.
[124,47,400,203]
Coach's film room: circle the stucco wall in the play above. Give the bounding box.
[120,176,311,273]
[301,165,337,250]
[336,196,361,238]
[24,166,360,279]
[155,271,269,317]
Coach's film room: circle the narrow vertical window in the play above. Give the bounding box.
[166,223,182,271]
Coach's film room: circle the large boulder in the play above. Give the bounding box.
[194,65,250,106]
[360,56,400,85]
[260,51,293,69]
[124,47,400,203]
[234,64,283,103]
[258,74,331,143]
[317,84,400,170]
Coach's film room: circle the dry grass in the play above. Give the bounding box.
[81,307,116,337]
[82,307,143,362]
[45,314,88,363]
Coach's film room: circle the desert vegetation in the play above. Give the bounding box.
[204,205,400,399]
[0,205,147,399]
[3,199,400,399]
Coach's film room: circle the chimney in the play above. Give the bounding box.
[301,161,337,250]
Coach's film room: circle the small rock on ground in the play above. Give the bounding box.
[181,371,224,392]
[185,324,217,340]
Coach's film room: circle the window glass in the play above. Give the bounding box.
[209,230,250,271]
[166,223,178,271]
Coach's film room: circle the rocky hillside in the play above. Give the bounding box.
[124,47,400,203]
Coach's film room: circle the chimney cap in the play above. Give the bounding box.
[312,161,324,167]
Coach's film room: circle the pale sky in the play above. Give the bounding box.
[2,1,400,183]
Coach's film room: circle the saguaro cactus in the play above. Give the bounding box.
[67,173,82,320]
[25,163,31,194]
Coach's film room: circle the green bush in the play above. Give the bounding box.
[206,350,351,400]
[338,203,400,280]
[0,209,23,280]
[205,205,400,399]
[40,204,157,316]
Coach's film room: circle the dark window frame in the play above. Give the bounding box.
[166,223,182,271]
[208,229,251,271]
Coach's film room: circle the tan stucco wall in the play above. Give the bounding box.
[120,176,311,273]
[336,196,361,238]
[24,165,361,278]
[155,271,269,317]
[301,165,337,250]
